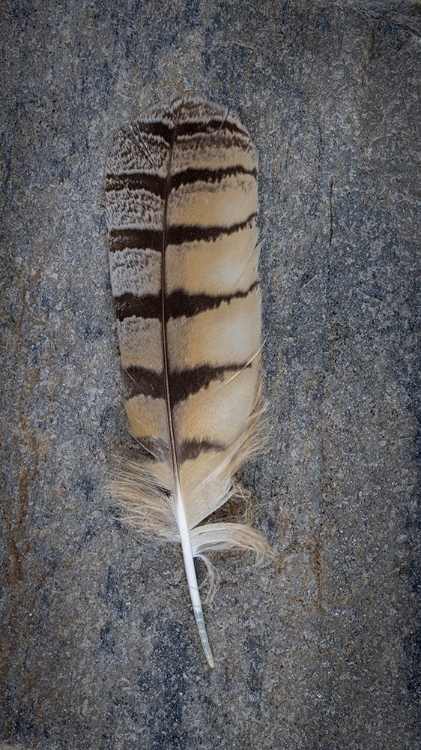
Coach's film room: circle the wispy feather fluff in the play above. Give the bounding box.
[105,97,270,666]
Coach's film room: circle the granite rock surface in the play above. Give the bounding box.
[1,1,420,748]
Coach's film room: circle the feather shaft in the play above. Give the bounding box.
[176,488,214,667]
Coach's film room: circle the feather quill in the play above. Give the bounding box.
[105,97,270,667]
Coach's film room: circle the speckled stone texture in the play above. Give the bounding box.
[1,1,420,748]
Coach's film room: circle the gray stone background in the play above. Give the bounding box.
[1,1,420,748]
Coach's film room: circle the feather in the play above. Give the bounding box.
[105,97,271,667]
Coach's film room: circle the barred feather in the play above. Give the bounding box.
[105,97,270,667]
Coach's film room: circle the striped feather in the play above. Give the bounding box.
[105,97,270,667]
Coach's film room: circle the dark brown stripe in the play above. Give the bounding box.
[167,212,257,246]
[132,119,173,143]
[114,281,259,322]
[170,363,252,404]
[165,282,259,319]
[178,439,226,463]
[123,366,164,400]
[177,130,254,154]
[131,115,249,145]
[169,165,257,191]
[109,228,163,253]
[176,118,249,139]
[124,362,252,405]
[109,213,257,254]
[106,165,256,195]
[125,436,223,464]
[106,172,166,196]
[115,293,161,321]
